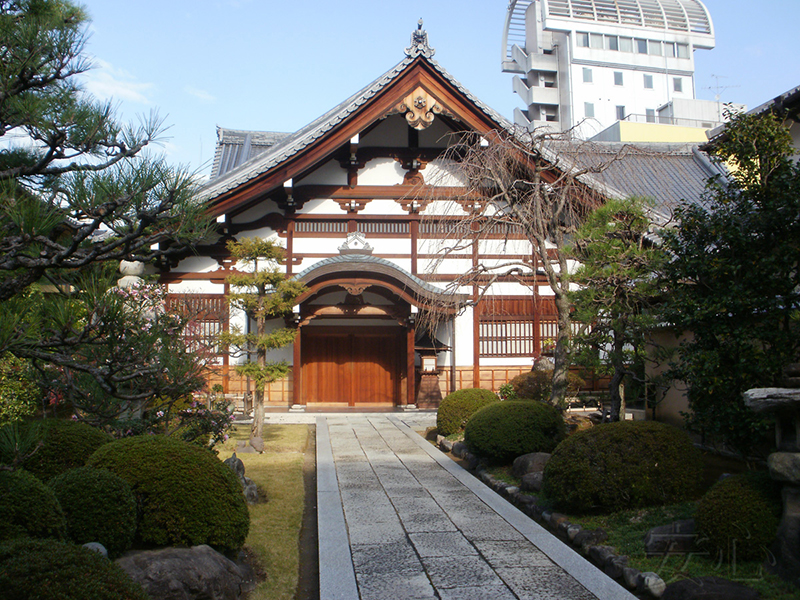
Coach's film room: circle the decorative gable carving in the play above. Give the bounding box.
[393,87,449,131]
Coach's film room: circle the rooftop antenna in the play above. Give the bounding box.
[704,74,740,121]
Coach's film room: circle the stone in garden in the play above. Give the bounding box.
[223,453,246,480]
[511,452,551,478]
[520,471,543,492]
[768,452,800,484]
[248,436,264,453]
[622,566,640,590]
[451,441,468,458]
[604,554,628,579]
[116,545,245,600]
[243,476,260,504]
[644,519,697,556]
[573,528,608,553]
[771,486,800,587]
[588,545,616,568]
[236,440,257,454]
[82,542,108,558]
[661,576,760,600]
[637,572,666,598]
[439,438,454,453]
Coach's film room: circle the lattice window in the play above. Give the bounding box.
[294,221,348,234]
[357,221,409,235]
[166,294,228,356]
[479,319,536,357]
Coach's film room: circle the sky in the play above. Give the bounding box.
[79,0,800,178]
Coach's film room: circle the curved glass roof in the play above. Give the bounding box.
[504,0,713,60]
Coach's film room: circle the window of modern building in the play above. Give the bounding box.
[619,37,633,52]
[585,102,595,118]
[590,33,603,49]
[635,38,648,54]
[673,77,683,93]
[577,32,589,47]
[644,74,654,89]
[583,67,593,83]
[646,108,656,123]
[664,42,675,57]
[676,43,689,58]
[616,105,626,120]
[648,40,662,55]
[605,35,619,51]
[614,71,624,86]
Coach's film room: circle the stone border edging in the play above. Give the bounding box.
[316,417,359,600]
[436,436,667,599]
[392,418,640,600]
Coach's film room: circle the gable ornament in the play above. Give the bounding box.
[395,86,444,131]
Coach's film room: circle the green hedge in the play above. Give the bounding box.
[695,471,781,561]
[436,388,499,437]
[463,400,565,463]
[542,420,702,513]
[0,537,149,600]
[22,419,113,481]
[87,435,249,555]
[0,469,65,542]
[49,466,137,559]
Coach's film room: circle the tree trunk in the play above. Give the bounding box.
[550,290,572,408]
[251,315,266,440]
[608,328,625,422]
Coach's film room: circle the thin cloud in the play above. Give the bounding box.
[82,58,154,105]
[184,86,216,103]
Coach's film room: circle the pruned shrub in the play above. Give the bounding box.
[542,420,702,513]
[436,388,499,437]
[463,400,566,464]
[0,537,149,600]
[0,354,40,426]
[696,471,781,561]
[87,435,249,555]
[0,469,65,542]
[508,369,585,403]
[21,419,113,481]
[49,467,136,558]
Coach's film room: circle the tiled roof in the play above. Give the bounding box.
[558,142,725,224]
[199,52,513,203]
[210,128,291,180]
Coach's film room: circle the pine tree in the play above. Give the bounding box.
[221,239,305,440]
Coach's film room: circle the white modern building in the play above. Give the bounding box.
[502,0,718,138]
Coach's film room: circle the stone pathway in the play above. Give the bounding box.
[317,414,636,600]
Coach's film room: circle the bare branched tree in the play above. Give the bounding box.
[417,128,623,406]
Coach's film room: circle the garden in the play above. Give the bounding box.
[431,380,799,600]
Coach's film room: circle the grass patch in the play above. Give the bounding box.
[217,424,311,600]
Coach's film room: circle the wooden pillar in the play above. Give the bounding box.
[286,220,295,276]
[410,218,419,275]
[293,328,302,406]
[405,320,415,406]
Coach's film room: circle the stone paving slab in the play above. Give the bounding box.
[317,415,637,600]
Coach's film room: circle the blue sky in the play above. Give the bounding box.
[81,0,800,177]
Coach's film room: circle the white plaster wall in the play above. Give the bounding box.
[358,199,407,216]
[421,200,470,216]
[453,307,474,366]
[420,257,474,276]
[357,158,405,186]
[299,199,345,215]
[167,281,225,294]
[293,238,347,255]
[296,159,348,186]
[481,357,535,367]
[174,256,221,274]
[483,282,535,295]
[231,200,280,223]
[236,228,280,243]
[424,158,467,187]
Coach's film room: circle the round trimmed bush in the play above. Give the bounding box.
[695,471,781,561]
[436,388,499,437]
[0,469,65,542]
[0,537,149,600]
[87,435,249,555]
[508,369,585,403]
[542,420,703,513]
[23,419,113,481]
[463,400,566,463]
[49,466,136,558]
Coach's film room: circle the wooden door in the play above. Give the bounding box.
[301,327,400,405]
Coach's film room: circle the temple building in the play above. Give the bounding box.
[159,23,716,410]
